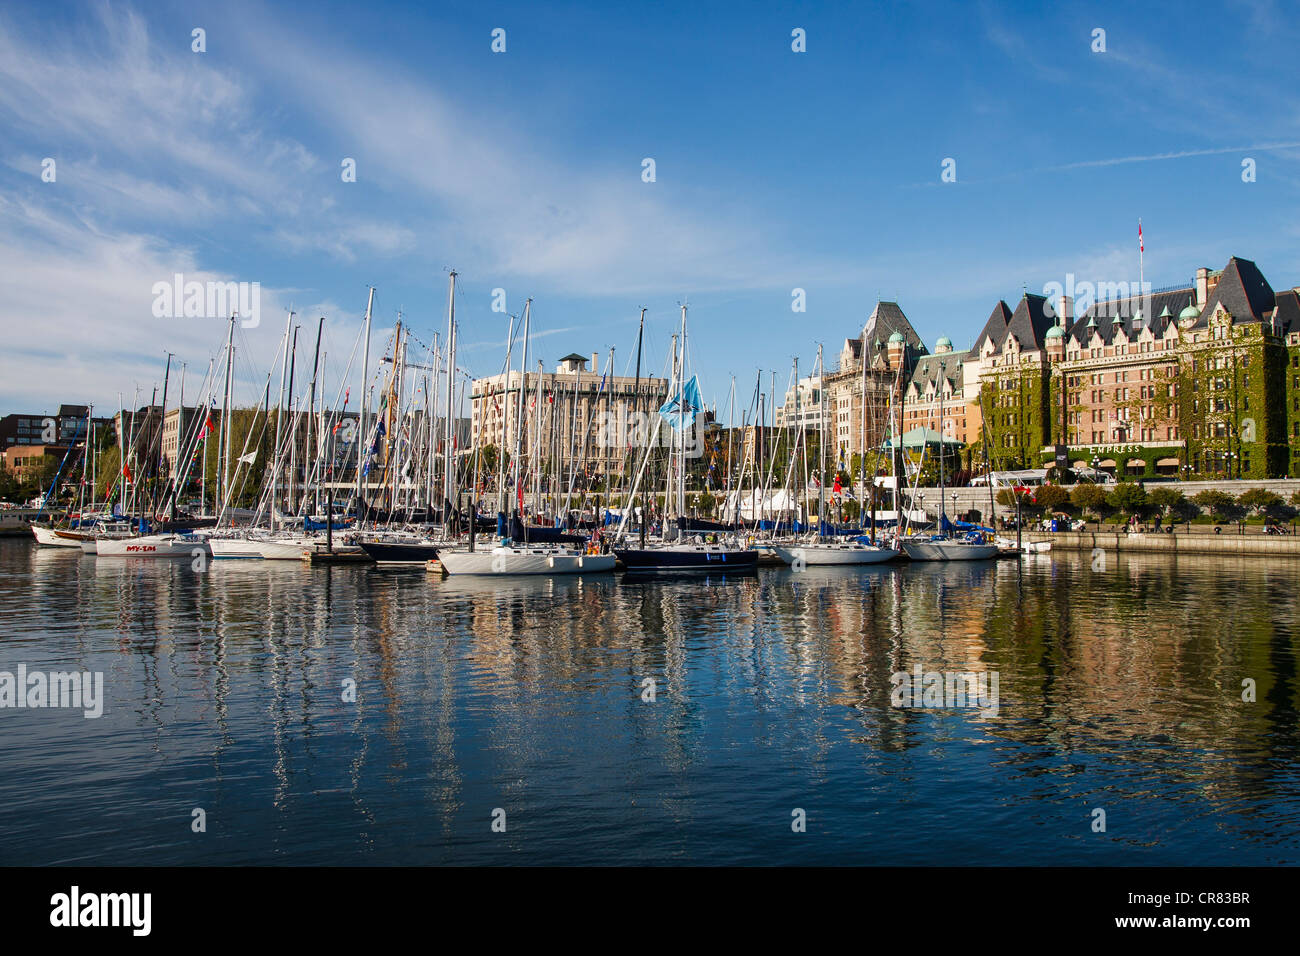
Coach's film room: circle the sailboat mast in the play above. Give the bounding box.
[496,312,515,516]
[308,316,324,515]
[938,360,946,525]
[512,299,531,529]
[355,287,375,516]
[817,344,826,538]
[287,323,299,515]
[677,303,687,532]
[220,314,235,516]
[442,272,457,528]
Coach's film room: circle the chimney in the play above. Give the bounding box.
[1196,268,1209,308]
[591,352,598,373]
[1056,294,1073,324]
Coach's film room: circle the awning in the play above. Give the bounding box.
[883,427,965,449]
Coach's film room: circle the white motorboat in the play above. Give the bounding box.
[78,520,135,553]
[438,545,616,576]
[995,537,1052,555]
[96,532,213,559]
[773,540,900,566]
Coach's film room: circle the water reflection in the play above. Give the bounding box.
[1,542,1297,864]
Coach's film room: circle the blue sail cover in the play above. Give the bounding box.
[941,513,995,534]
[304,517,353,531]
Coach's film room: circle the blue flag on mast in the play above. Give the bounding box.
[658,375,702,431]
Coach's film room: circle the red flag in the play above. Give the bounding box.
[833,474,842,495]
[1138,220,1143,253]
[122,462,133,484]
[202,410,215,438]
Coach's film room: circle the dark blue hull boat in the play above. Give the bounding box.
[615,545,759,573]
[358,540,441,564]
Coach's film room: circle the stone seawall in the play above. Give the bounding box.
[1027,530,1300,557]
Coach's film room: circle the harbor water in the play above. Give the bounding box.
[1,540,1297,865]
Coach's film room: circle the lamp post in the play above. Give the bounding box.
[951,490,959,522]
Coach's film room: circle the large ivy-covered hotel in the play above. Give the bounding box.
[823,255,1300,480]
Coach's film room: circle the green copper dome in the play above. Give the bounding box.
[935,335,952,349]
[1179,303,1201,320]
[1045,325,1065,339]
[888,331,905,344]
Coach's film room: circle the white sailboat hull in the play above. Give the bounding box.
[207,536,267,559]
[255,536,319,560]
[773,543,900,566]
[96,534,212,558]
[31,525,83,548]
[438,547,616,576]
[902,539,999,561]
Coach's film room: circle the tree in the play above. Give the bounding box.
[1071,483,1112,520]
[479,444,499,475]
[1035,485,1071,513]
[997,487,1044,517]
[1236,488,1283,518]
[1148,487,1196,521]
[1108,482,1148,518]
[1191,489,1243,522]
[19,455,61,502]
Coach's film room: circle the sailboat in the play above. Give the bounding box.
[613,304,758,573]
[31,525,83,548]
[900,359,996,562]
[30,415,95,548]
[435,286,615,577]
[96,531,212,558]
[772,344,898,567]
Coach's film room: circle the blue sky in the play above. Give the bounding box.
[2,0,1299,421]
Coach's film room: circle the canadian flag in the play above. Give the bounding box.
[1138,219,1143,254]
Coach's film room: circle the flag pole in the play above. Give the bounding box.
[1138,218,1144,296]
